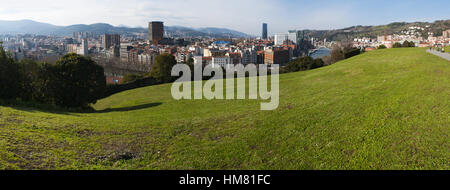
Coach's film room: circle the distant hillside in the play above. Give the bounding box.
[302,20,450,41]
[0,20,252,38]
[0,20,62,35]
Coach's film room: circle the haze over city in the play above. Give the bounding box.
[0,0,449,35]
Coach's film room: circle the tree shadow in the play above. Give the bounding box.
[95,102,162,113]
[1,100,81,116]
[1,100,162,115]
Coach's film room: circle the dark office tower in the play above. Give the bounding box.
[102,34,120,49]
[262,23,268,40]
[148,21,164,45]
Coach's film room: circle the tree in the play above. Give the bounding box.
[321,56,332,66]
[45,53,106,108]
[149,54,177,83]
[17,59,41,101]
[284,56,324,73]
[0,44,20,99]
[402,40,411,47]
[377,45,387,49]
[330,45,345,64]
[393,42,402,48]
[344,48,361,59]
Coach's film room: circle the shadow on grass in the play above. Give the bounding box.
[95,102,163,113]
[1,99,162,115]
[1,99,82,115]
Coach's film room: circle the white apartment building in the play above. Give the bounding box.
[212,56,230,68]
[274,32,297,46]
[138,53,155,66]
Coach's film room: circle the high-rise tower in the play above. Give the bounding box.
[148,21,164,45]
[262,23,268,40]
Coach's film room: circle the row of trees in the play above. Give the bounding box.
[393,41,416,48]
[0,44,106,108]
[329,43,361,64]
[282,56,325,73]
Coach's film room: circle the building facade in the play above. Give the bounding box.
[264,48,290,65]
[148,21,164,45]
[102,34,120,49]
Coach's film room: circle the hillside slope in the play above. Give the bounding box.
[0,48,449,169]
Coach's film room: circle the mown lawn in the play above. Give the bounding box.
[0,48,448,170]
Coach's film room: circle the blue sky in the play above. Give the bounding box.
[0,0,448,35]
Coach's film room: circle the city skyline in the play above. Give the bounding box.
[0,0,449,36]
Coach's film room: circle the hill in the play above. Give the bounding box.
[0,20,252,38]
[0,48,448,169]
[0,20,62,35]
[303,20,450,41]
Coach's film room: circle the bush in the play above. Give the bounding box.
[0,45,21,99]
[122,74,145,84]
[149,54,177,83]
[344,48,361,59]
[17,59,41,101]
[42,54,106,108]
[284,56,324,73]
[393,42,402,48]
[330,46,345,63]
[0,46,108,109]
[377,45,387,49]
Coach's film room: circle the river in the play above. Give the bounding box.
[310,48,331,59]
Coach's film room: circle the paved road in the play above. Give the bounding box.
[427,49,450,61]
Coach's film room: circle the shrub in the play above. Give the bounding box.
[0,44,20,99]
[122,74,145,84]
[149,54,177,83]
[377,45,387,49]
[393,42,402,48]
[330,46,345,63]
[17,59,41,101]
[44,53,106,108]
[284,56,324,73]
[344,48,361,59]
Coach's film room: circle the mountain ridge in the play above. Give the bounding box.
[0,19,253,38]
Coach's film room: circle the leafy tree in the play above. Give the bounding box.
[17,59,41,101]
[149,54,177,83]
[284,56,324,73]
[377,45,387,49]
[330,45,345,63]
[311,58,325,69]
[0,43,20,99]
[393,42,402,48]
[344,48,361,59]
[402,40,411,47]
[45,53,106,108]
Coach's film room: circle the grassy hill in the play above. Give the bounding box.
[0,48,448,170]
[303,20,450,41]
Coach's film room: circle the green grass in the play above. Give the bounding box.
[0,48,449,170]
[445,46,450,53]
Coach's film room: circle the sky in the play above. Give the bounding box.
[0,0,449,35]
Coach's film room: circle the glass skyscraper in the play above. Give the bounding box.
[262,23,268,40]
